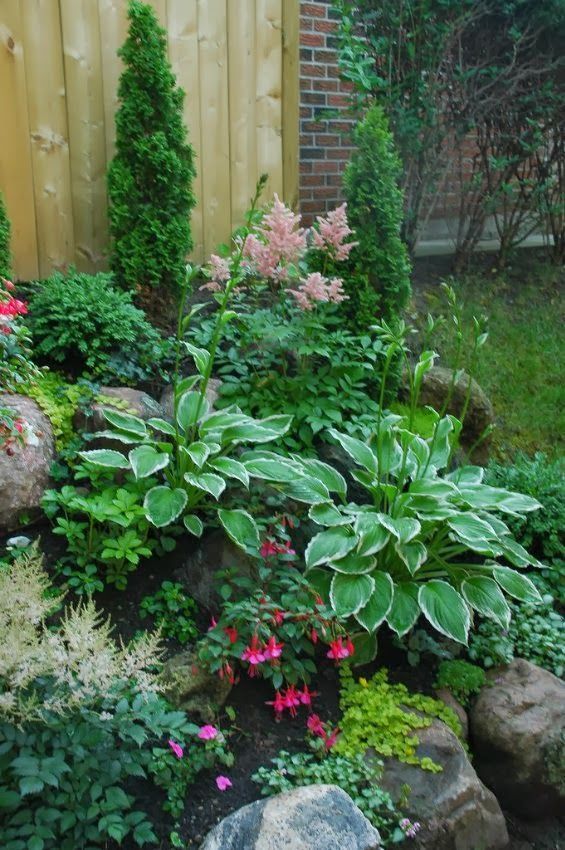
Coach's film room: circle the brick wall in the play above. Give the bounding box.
[299,1,356,225]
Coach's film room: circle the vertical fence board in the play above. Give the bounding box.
[197,0,231,259]
[0,1,38,280]
[21,0,74,276]
[256,0,283,200]
[167,0,204,259]
[97,0,128,164]
[60,0,107,271]
[228,0,258,226]
[282,0,299,209]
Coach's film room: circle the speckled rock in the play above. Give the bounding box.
[199,785,381,850]
[434,688,469,740]
[0,395,54,531]
[470,659,565,818]
[160,647,232,723]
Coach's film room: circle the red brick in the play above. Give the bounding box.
[300,200,324,213]
[314,186,339,199]
[300,17,314,31]
[326,174,343,187]
[302,120,327,132]
[313,19,337,33]
[302,63,325,78]
[326,147,352,160]
[312,160,339,173]
[312,50,337,64]
[316,134,340,145]
[327,94,350,107]
[302,174,321,186]
[300,107,312,118]
[301,3,327,17]
[300,161,313,173]
[300,134,314,146]
[301,32,324,47]
[316,79,338,92]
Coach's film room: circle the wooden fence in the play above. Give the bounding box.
[0,0,299,281]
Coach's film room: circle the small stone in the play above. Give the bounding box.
[160,647,232,723]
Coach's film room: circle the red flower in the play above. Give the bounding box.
[307,713,325,736]
[299,684,318,707]
[324,727,340,749]
[260,538,296,559]
[263,635,284,661]
[326,636,352,662]
[272,609,285,626]
[241,635,265,674]
[266,690,286,717]
[224,626,238,644]
[310,627,319,644]
[281,685,301,717]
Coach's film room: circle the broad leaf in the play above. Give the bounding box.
[386,582,420,636]
[299,457,348,498]
[275,476,330,504]
[330,553,376,574]
[79,449,130,469]
[183,342,211,376]
[218,508,260,550]
[144,487,187,527]
[147,417,176,436]
[184,472,225,500]
[354,513,390,555]
[185,441,211,468]
[493,566,542,603]
[330,573,375,617]
[328,428,378,474]
[183,514,204,537]
[306,526,357,568]
[461,576,511,628]
[349,631,378,666]
[305,568,332,602]
[395,540,427,575]
[208,457,249,487]
[244,457,300,482]
[129,446,170,479]
[355,572,393,631]
[309,502,350,526]
[419,580,470,644]
[103,409,147,438]
[177,391,208,433]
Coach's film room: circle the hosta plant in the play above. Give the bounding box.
[262,322,545,654]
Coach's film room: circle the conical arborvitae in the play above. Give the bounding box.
[0,192,12,281]
[108,0,196,297]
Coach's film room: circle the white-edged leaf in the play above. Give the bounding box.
[330,573,375,617]
[461,576,511,628]
[395,540,427,575]
[144,487,187,527]
[79,449,130,469]
[177,391,209,432]
[244,457,300,482]
[386,582,420,637]
[208,457,249,488]
[299,457,347,498]
[493,566,542,603]
[183,514,204,537]
[128,446,170,479]
[354,513,390,555]
[103,409,147,438]
[185,441,211,468]
[183,342,211,376]
[349,631,378,665]
[330,553,376,574]
[419,580,470,644]
[309,502,350,526]
[184,472,225,500]
[276,476,330,505]
[328,428,378,474]
[355,572,393,631]
[147,417,176,436]
[218,508,260,550]
[305,526,357,568]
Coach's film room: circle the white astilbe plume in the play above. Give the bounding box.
[0,548,163,724]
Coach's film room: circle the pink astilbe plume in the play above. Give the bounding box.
[311,203,357,261]
[244,195,307,281]
[289,272,347,311]
[200,254,231,293]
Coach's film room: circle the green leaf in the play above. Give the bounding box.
[299,457,347,498]
[218,508,260,550]
[427,415,456,470]
[330,572,374,617]
[395,540,427,575]
[354,513,390,555]
[183,514,204,537]
[461,576,511,628]
[328,428,378,474]
[330,553,376,574]
[144,487,188,527]
[19,776,44,796]
[0,789,20,808]
[276,476,330,504]
[447,513,497,544]
[185,441,210,468]
[184,472,225,500]
[129,445,170,479]
[103,409,147,438]
[349,631,378,666]
[208,457,249,487]
[177,391,209,432]
[419,580,470,644]
[309,502,349,526]
[355,572,393,631]
[386,582,421,636]
[183,342,211,375]
[305,568,332,602]
[147,417,176,436]
[78,449,130,469]
[493,566,542,603]
[244,457,300,482]
[305,526,357,568]
[28,837,44,850]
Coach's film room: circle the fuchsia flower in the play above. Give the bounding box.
[281,685,301,717]
[260,538,295,559]
[310,628,319,644]
[208,616,218,630]
[224,626,238,644]
[326,636,354,662]
[168,739,184,759]
[244,195,307,281]
[324,727,339,750]
[198,725,219,741]
[1,278,15,291]
[263,635,284,661]
[299,684,317,707]
[272,609,285,626]
[0,296,28,318]
[266,690,286,717]
[311,203,357,260]
[307,713,325,736]
[241,636,265,674]
[216,775,232,792]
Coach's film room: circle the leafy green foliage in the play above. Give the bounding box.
[343,105,411,321]
[108,0,195,294]
[486,453,564,601]
[140,581,198,644]
[0,279,39,392]
[26,270,171,384]
[468,597,565,678]
[0,191,11,280]
[434,659,486,706]
[253,750,406,846]
[334,667,462,771]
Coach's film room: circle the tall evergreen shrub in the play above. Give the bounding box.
[344,105,411,322]
[108,0,196,296]
[0,192,11,280]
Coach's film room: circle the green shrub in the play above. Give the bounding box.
[469,598,565,678]
[140,581,198,644]
[108,0,196,296]
[434,659,486,706]
[0,191,11,280]
[334,667,462,772]
[486,453,564,601]
[26,269,170,384]
[344,105,411,322]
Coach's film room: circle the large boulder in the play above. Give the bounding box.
[173,529,253,610]
[160,647,232,723]
[160,378,221,422]
[401,366,494,463]
[381,720,508,850]
[199,785,382,850]
[73,386,165,438]
[470,659,565,818]
[0,395,55,531]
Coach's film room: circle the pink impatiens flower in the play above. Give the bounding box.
[311,203,358,260]
[216,775,232,791]
[197,725,219,741]
[168,739,184,759]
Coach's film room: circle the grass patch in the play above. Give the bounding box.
[412,259,564,459]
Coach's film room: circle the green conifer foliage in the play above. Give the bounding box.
[0,192,12,280]
[108,0,196,295]
[344,105,411,321]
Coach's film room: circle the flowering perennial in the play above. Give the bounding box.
[289,272,347,311]
[311,203,358,261]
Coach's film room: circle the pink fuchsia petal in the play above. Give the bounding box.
[168,739,184,759]
[216,775,232,791]
[197,724,219,740]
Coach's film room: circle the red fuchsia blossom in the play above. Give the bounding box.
[223,626,238,644]
[208,616,218,630]
[0,297,28,318]
[216,775,232,792]
[241,636,265,674]
[326,636,354,662]
[198,724,219,740]
[324,727,340,750]
[310,627,319,645]
[244,195,307,281]
[307,713,325,736]
[282,685,301,717]
[289,273,347,311]
[219,661,236,685]
[311,203,358,261]
[272,609,285,626]
[168,739,184,759]
[299,684,317,708]
[260,538,296,559]
[266,690,286,717]
[263,635,284,662]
